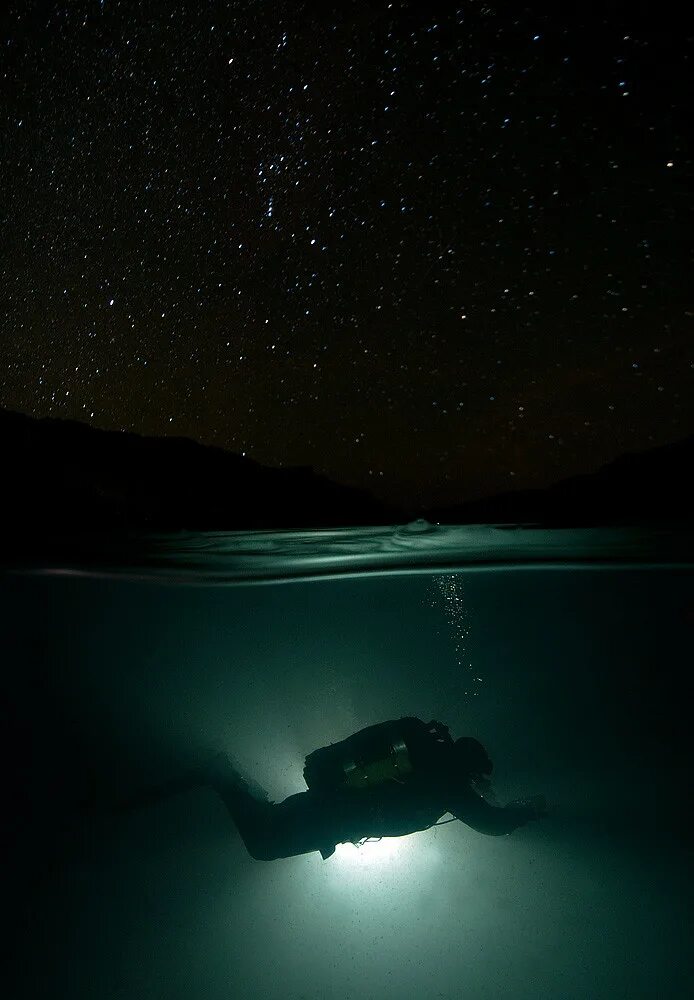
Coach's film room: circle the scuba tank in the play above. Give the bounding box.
[303,717,453,793]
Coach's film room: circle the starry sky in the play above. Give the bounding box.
[1,1,692,507]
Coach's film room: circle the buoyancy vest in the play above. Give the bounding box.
[303,717,454,793]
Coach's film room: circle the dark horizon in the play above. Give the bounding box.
[3,405,693,536]
[4,402,694,513]
[5,401,694,499]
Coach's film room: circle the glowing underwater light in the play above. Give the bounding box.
[328,828,444,886]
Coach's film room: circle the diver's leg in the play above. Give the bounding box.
[208,754,333,860]
[207,754,277,859]
[112,753,336,861]
[110,749,267,815]
[264,791,339,860]
[110,755,276,858]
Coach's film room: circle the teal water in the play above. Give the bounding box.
[4,525,692,999]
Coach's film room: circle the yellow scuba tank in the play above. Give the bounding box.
[342,736,413,788]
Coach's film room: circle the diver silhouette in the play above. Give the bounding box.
[116,718,546,861]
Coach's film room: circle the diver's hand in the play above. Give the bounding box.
[504,794,547,821]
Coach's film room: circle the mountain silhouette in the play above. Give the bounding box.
[1,408,692,534]
[422,436,694,526]
[0,408,400,532]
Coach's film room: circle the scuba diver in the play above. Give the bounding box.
[115,718,546,861]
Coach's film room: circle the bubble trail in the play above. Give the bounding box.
[429,574,483,699]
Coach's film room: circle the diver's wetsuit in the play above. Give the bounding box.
[211,750,535,862]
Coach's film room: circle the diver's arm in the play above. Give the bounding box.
[451,789,545,836]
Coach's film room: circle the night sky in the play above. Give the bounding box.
[1,1,692,507]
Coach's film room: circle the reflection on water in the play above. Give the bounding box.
[7,520,694,584]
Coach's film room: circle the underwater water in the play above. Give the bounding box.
[4,525,692,999]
